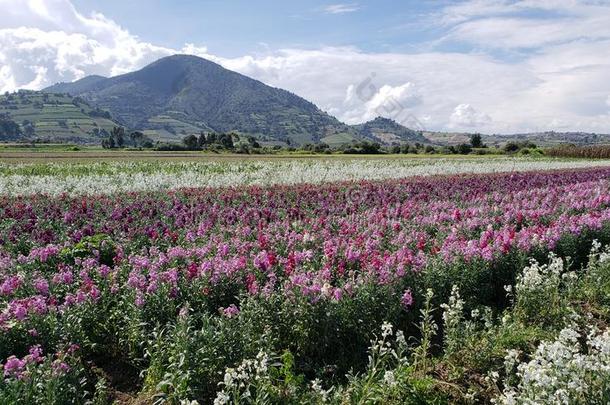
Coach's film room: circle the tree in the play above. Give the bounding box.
[470,133,484,148]
[102,136,115,149]
[129,131,145,147]
[183,134,200,150]
[456,143,473,155]
[198,133,208,148]
[111,127,125,148]
[247,136,261,149]
[218,133,234,149]
[0,114,22,140]
[503,142,520,153]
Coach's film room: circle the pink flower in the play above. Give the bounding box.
[3,356,26,378]
[52,361,70,376]
[401,289,413,310]
[221,304,240,318]
[26,345,43,364]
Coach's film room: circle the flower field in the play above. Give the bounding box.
[2,156,610,196]
[2,158,610,403]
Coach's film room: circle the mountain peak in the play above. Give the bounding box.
[41,54,353,144]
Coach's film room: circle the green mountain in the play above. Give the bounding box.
[45,55,356,145]
[353,117,431,145]
[0,90,121,143]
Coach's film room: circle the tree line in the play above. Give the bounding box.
[101,127,153,149]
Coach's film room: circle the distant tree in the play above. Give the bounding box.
[129,131,145,147]
[218,133,234,149]
[102,136,115,149]
[198,133,208,148]
[457,143,473,154]
[247,136,261,149]
[111,126,125,148]
[503,142,520,153]
[183,134,200,150]
[425,145,436,154]
[470,133,484,148]
[0,114,22,140]
[314,143,329,153]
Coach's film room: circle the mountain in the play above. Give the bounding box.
[44,55,356,145]
[353,117,431,145]
[0,90,122,143]
[46,75,107,95]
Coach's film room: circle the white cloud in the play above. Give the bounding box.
[343,81,422,125]
[441,0,610,49]
[449,104,492,129]
[0,0,215,92]
[606,95,610,108]
[323,3,360,14]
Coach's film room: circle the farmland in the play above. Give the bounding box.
[1,156,610,403]
[0,92,120,143]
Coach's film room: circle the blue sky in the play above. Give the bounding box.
[70,0,446,56]
[1,0,610,133]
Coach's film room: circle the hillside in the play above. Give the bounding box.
[45,55,357,145]
[0,90,121,143]
[425,130,610,147]
[353,117,431,145]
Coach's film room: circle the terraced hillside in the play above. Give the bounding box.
[0,91,121,143]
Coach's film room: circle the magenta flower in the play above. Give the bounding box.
[2,356,26,378]
[221,304,240,318]
[401,289,414,310]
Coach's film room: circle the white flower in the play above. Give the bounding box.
[384,371,397,386]
[213,391,230,405]
[381,322,393,338]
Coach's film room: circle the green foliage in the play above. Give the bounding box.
[0,113,22,140]
[60,234,116,267]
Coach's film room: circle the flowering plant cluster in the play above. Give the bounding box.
[1,157,609,196]
[1,165,610,402]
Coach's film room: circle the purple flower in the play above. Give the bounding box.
[3,356,26,378]
[221,304,240,318]
[401,289,413,310]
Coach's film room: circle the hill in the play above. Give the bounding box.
[45,55,356,145]
[0,90,122,143]
[425,130,610,147]
[353,117,431,145]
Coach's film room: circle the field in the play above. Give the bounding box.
[0,92,120,143]
[2,155,610,404]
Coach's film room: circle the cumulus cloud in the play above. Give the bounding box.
[323,4,360,14]
[449,104,491,129]
[343,81,422,126]
[0,0,215,92]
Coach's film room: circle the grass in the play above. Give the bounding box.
[0,145,518,163]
